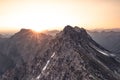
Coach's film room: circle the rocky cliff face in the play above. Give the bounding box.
[0,26,120,80]
[0,29,52,80]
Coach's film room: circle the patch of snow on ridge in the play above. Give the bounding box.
[96,49,115,57]
[36,74,41,80]
[51,52,55,58]
[36,60,50,79]
[89,42,115,57]
[109,54,115,57]
[96,49,109,56]
[36,52,56,80]
[43,60,50,71]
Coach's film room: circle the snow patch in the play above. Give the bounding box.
[96,49,109,56]
[96,48,115,57]
[110,54,116,57]
[36,74,41,80]
[90,42,115,57]
[36,52,56,80]
[51,52,55,58]
[43,60,50,71]
[36,60,50,79]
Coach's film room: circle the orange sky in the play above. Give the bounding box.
[0,0,120,33]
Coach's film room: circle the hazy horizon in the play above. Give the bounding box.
[1,27,120,34]
[0,0,120,33]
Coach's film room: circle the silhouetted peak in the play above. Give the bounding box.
[19,28,33,33]
[10,28,35,39]
[15,28,36,36]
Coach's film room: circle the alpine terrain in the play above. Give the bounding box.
[89,31,120,54]
[0,25,120,80]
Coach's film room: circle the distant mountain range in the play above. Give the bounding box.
[89,31,120,54]
[0,26,120,80]
[91,28,120,32]
[0,34,13,38]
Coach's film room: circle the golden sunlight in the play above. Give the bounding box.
[0,0,120,33]
[29,27,43,32]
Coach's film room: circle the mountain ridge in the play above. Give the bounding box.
[0,25,120,80]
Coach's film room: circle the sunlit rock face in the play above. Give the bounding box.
[1,26,120,80]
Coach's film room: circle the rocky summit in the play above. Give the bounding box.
[0,25,120,80]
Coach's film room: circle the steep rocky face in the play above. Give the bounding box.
[0,37,15,76]
[31,25,120,80]
[1,29,52,63]
[1,26,120,80]
[12,29,52,61]
[0,29,52,80]
[0,52,14,75]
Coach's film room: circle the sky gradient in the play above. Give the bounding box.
[0,0,120,33]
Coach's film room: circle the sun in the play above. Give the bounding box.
[29,26,44,32]
[32,28,41,32]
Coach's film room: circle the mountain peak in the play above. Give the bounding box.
[19,28,33,33]
[63,25,87,34]
[62,25,89,41]
[63,25,75,35]
[63,25,74,31]
[10,28,36,40]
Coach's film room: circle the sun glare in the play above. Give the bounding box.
[28,26,44,32]
[0,0,119,33]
